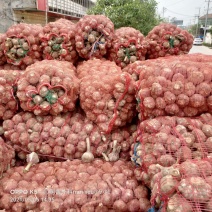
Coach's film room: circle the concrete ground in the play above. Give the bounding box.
[189,45,212,55]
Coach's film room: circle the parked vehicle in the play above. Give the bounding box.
[193,37,203,45]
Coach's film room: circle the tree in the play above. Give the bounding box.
[87,0,161,35]
[189,24,199,37]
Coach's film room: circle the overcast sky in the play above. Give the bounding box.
[156,0,212,25]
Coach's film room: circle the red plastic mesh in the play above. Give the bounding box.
[0,33,7,66]
[145,23,194,59]
[76,58,121,79]
[75,15,114,59]
[0,63,25,70]
[149,158,212,212]
[0,70,22,120]
[3,110,137,161]
[134,60,212,119]
[4,23,43,67]
[123,54,212,82]
[132,114,212,174]
[162,53,212,62]
[0,137,15,177]
[108,27,148,68]
[79,63,136,133]
[0,159,150,211]
[41,19,78,64]
[16,60,79,116]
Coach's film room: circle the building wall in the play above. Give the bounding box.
[13,10,55,26]
[0,0,38,33]
[11,0,37,9]
[47,0,87,17]
[199,18,212,26]
[0,0,14,33]
[13,10,78,26]
[0,0,94,33]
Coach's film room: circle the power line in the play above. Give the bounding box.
[166,0,185,7]
[164,8,195,17]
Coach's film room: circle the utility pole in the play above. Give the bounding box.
[195,7,201,37]
[203,0,211,42]
[162,7,167,18]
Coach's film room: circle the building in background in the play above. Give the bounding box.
[0,0,95,33]
[199,13,212,44]
[170,17,183,26]
[167,17,185,29]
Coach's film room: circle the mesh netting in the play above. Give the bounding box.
[148,158,212,212]
[131,114,212,175]
[75,15,114,59]
[0,137,15,177]
[145,23,194,59]
[0,70,21,120]
[3,110,137,161]
[78,59,136,133]
[16,60,79,116]
[76,58,121,79]
[0,33,7,66]
[134,60,212,119]
[41,19,78,63]
[162,53,212,62]
[0,159,150,211]
[108,27,148,68]
[123,54,212,81]
[0,63,25,70]
[4,23,43,67]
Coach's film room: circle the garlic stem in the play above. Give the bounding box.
[112,140,117,153]
[108,140,121,162]
[86,137,91,152]
[101,135,107,142]
[81,137,94,163]
[23,162,32,173]
[102,152,109,161]
[23,152,39,173]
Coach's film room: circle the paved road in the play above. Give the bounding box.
[189,45,212,55]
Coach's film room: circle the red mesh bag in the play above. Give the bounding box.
[0,33,7,66]
[3,110,137,162]
[131,114,212,182]
[164,53,212,62]
[108,27,147,68]
[16,60,79,116]
[79,60,136,133]
[76,58,121,79]
[146,23,194,59]
[3,23,43,67]
[135,60,212,119]
[75,15,114,59]
[0,137,15,177]
[144,53,212,65]
[0,70,22,120]
[0,63,25,70]
[41,19,78,63]
[0,159,150,212]
[102,124,138,161]
[123,53,212,82]
[148,158,212,212]
[122,60,155,81]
